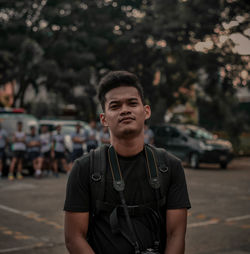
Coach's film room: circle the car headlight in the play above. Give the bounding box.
[199,141,213,151]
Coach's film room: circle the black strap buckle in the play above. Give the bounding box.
[91,173,102,182]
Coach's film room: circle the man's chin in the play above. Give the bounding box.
[118,128,140,138]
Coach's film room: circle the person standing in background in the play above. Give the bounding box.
[86,120,98,152]
[99,126,110,145]
[0,123,8,179]
[8,121,26,180]
[69,123,86,171]
[51,125,68,177]
[144,122,154,145]
[39,125,52,176]
[26,126,42,178]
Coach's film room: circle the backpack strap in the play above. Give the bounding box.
[89,145,109,215]
[147,144,169,199]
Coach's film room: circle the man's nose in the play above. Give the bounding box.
[120,104,131,115]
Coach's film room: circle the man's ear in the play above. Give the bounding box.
[144,105,151,120]
[100,113,108,127]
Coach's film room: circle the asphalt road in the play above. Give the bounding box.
[0,157,249,254]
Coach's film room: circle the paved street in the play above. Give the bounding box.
[0,157,249,254]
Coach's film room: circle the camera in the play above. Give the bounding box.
[141,248,160,254]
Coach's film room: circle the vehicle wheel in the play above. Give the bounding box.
[189,153,199,169]
[220,161,228,169]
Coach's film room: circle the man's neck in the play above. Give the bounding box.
[111,134,144,157]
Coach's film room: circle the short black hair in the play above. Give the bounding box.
[98,70,145,110]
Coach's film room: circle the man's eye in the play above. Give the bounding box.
[130,102,138,106]
[110,105,119,109]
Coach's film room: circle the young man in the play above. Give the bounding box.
[26,126,42,178]
[64,71,191,254]
[8,121,26,180]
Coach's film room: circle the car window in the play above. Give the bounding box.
[61,126,75,135]
[170,128,180,138]
[156,127,171,137]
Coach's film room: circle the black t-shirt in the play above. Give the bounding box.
[64,149,191,254]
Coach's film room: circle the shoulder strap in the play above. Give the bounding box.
[147,144,169,173]
[89,145,109,215]
[146,144,169,201]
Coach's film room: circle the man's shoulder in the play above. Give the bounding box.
[74,153,91,167]
[150,145,181,166]
[75,145,109,165]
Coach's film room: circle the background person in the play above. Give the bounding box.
[144,121,154,145]
[64,70,191,254]
[40,125,52,176]
[26,126,42,178]
[0,123,8,179]
[8,121,26,180]
[86,120,99,152]
[51,125,68,177]
[99,126,110,145]
[69,123,86,171]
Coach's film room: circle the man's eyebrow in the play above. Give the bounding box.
[108,97,139,105]
[127,97,139,101]
[108,100,120,105]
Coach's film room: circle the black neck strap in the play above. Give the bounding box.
[108,145,140,253]
[107,145,161,253]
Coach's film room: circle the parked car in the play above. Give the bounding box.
[151,124,233,169]
[176,124,233,169]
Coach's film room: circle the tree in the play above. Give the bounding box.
[0,0,249,130]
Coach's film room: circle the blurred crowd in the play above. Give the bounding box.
[0,121,154,181]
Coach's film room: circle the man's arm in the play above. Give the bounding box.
[64,211,95,254]
[164,208,188,254]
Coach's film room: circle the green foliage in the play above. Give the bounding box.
[0,0,249,138]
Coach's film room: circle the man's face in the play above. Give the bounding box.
[56,125,61,133]
[100,86,151,139]
[76,124,81,132]
[90,121,96,129]
[31,127,36,135]
[17,123,22,131]
[42,125,48,133]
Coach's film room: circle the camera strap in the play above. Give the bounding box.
[108,145,161,253]
[108,145,140,253]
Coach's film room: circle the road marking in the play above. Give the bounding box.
[0,204,27,216]
[0,204,63,230]
[188,218,219,228]
[188,214,250,228]
[0,243,47,253]
[0,226,34,243]
[225,214,250,222]
[196,214,206,219]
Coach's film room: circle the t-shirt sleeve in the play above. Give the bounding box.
[166,159,191,210]
[26,136,30,144]
[64,157,90,212]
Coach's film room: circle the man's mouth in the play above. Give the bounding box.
[119,117,135,123]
